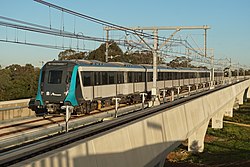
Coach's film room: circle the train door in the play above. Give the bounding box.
[116,72,124,95]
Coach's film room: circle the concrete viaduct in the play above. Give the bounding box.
[21,79,250,167]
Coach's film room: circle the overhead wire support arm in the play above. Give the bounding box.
[158,28,180,50]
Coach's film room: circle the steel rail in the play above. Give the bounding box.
[0,79,246,166]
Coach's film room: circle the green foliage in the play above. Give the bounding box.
[123,50,154,64]
[58,49,86,60]
[0,64,39,101]
[86,42,124,62]
[167,57,192,68]
[59,42,156,64]
[188,105,250,165]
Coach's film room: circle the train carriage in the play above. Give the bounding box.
[34,59,222,115]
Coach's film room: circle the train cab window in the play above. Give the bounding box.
[48,70,62,84]
[66,71,72,84]
[82,71,92,86]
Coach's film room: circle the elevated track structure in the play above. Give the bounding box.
[0,78,249,167]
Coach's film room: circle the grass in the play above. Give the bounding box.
[165,101,250,166]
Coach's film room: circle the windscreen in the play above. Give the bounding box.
[48,70,63,84]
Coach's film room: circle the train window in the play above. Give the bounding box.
[128,72,133,83]
[192,73,195,78]
[48,70,62,84]
[95,72,102,85]
[172,72,177,80]
[163,72,167,80]
[142,72,146,82]
[148,72,153,82]
[117,72,124,84]
[180,72,184,79]
[184,72,188,79]
[203,72,205,78]
[135,72,142,82]
[196,72,199,78]
[66,71,72,84]
[82,72,92,86]
[101,72,108,85]
[165,72,170,80]
[168,72,172,80]
[200,72,203,78]
[134,72,138,82]
[158,72,163,81]
[108,72,115,84]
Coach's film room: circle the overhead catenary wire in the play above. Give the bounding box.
[0,17,208,66]
[0,1,213,68]
[33,0,178,43]
[0,39,89,51]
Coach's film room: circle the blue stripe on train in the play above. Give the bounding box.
[35,67,44,106]
[64,65,79,106]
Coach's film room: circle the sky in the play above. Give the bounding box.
[0,0,249,68]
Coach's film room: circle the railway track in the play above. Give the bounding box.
[0,102,145,151]
[0,79,244,167]
[0,86,201,150]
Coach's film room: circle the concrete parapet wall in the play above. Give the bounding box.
[0,99,34,121]
[22,80,250,167]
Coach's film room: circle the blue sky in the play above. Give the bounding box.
[0,0,249,68]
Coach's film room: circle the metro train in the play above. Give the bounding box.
[34,59,224,115]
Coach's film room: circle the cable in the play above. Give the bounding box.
[0,39,90,51]
[33,0,176,42]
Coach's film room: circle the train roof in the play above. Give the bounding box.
[45,60,214,72]
[45,59,145,69]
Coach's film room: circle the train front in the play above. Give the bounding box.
[35,61,79,114]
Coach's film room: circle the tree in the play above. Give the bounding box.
[123,50,153,64]
[58,42,162,65]
[167,57,194,68]
[0,68,12,100]
[0,64,39,101]
[58,49,86,60]
[86,42,123,62]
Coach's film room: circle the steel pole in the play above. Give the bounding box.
[152,29,158,97]
[105,30,109,62]
[204,28,207,57]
